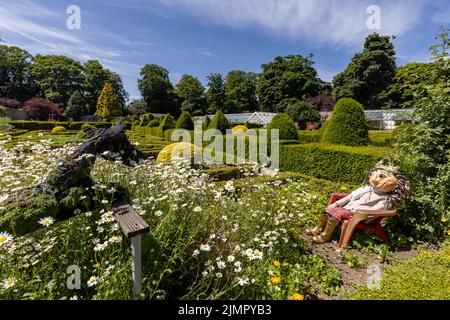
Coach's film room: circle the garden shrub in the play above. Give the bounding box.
[368,130,393,147]
[208,110,229,133]
[175,111,194,130]
[203,115,211,129]
[0,190,60,236]
[139,113,153,127]
[347,247,450,300]
[51,126,66,133]
[298,130,321,143]
[279,143,391,184]
[321,98,370,146]
[164,129,194,142]
[76,123,97,139]
[268,113,299,140]
[156,142,199,165]
[285,100,321,130]
[148,119,160,127]
[232,125,248,134]
[159,113,176,130]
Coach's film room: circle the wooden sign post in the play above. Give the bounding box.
[112,201,150,300]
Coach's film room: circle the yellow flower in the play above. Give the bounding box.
[273,260,281,267]
[340,186,348,192]
[292,293,304,300]
[441,217,448,223]
[271,276,281,285]
[447,230,450,236]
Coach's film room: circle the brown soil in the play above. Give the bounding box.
[300,234,438,300]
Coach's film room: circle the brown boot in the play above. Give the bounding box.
[312,218,339,244]
[305,214,328,236]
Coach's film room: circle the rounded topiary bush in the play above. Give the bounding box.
[159,113,176,130]
[52,126,66,133]
[156,142,200,165]
[148,119,160,127]
[268,113,299,140]
[208,110,229,133]
[321,98,369,146]
[175,111,194,130]
[232,125,248,134]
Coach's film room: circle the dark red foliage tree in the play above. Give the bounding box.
[22,97,62,120]
[306,91,335,111]
[0,98,21,109]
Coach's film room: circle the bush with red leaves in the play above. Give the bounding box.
[306,92,335,111]
[0,98,21,109]
[22,97,62,120]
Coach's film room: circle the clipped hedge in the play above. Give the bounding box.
[279,142,391,184]
[298,130,321,143]
[6,121,111,131]
[175,111,194,130]
[268,113,299,140]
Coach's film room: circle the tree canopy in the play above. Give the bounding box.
[175,74,206,116]
[224,70,258,113]
[205,73,225,114]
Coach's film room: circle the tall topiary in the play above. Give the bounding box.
[159,113,176,130]
[175,111,194,130]
[321,98,369,146]
[208,110,229,133]
[139,113,153,126]
[268,113,299,140]
[203,115,211,129]
[94,83,122,118]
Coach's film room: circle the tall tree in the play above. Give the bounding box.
[224,70,258,113]
[83,60,128,115]
[0,45,35,101]
[205,73,225,114]
[257,54,322,112]
[65,91,87,120]
[138,64,177,115]
[95,83,122,119]
[175,74,206,116]
[31,55,84,110]
[332,33,396,109]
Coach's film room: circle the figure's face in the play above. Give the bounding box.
[369,169,397,193]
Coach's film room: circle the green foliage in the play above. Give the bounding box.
[257,54,323,112]
[332,33,396,109]
[205,73,225,114]
[159,113,176,130]
[321,98,369,146]
[280,143,390,184]
[285,101,321,129]
[31,55,84,109]
[128,98,146,116]
[175,74,206,116]
[5,121,110,131]
[368,130,393,147]
[175,111,194,130]
[51,126,66,133]
[348,248,450,300]
[83,60,128,115]
[0,45,35,101]
[275,98,300,113]
[0,190,60,236]
[139,113,153,126]
[203,115,211,129]
[60,187,91,212]
[65,91,87,121]
[224,70,258,113]
[268,113,299,140]
[138,64,178,115]
[148,119,160,127]
[208,110,230,133]
[94,83,122,119]
[298,130,321,143]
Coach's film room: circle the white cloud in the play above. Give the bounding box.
[154,0,424,50]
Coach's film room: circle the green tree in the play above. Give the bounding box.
[159,113,176,130]
[208,110,230,133]
[65,91,87,120]
[257,54,322,112]
[94,83,122,118]
[175,74,206,116]
[224,70,258,113]
[285,100,321,130]
[205,73,225,114]
[0,45,35,101]
[138,64,177,115]
[332,33,396,109]
[83,60,128,115]
[31,55,84,109]
[322,98,369,146]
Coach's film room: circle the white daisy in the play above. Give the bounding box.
[87,276,98,287]
[193,206,202,213]
[217,261,226,269]
[192,249,200,257]
[1,277,16,289]
[38,216,55,227]
[0,232,13,247]
[227,255,235,262]
[199,244,211,251]
[237,276,249,286]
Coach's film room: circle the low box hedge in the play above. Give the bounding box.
[298,130,321,143]
[6,121,111,131]
[279,142,391,184]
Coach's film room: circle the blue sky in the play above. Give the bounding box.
[0,0,449,100]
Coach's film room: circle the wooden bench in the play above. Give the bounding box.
[112,200,150,299]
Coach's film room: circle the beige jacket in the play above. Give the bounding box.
[332,185,389,211]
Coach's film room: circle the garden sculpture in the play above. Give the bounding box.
[305,161,410,246]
